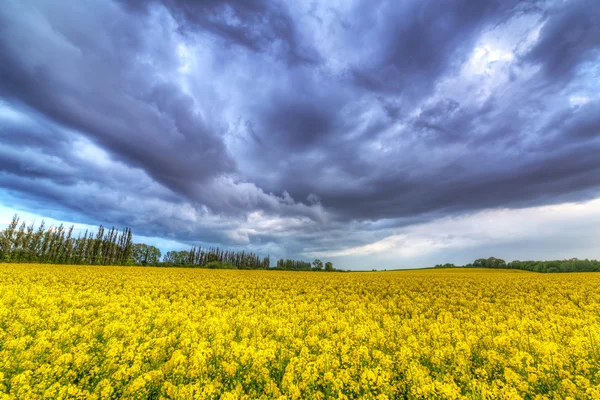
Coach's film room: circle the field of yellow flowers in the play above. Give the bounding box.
[1,264,599,399]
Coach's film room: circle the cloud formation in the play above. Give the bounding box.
[0,0,599,266]
[311,197,600,269]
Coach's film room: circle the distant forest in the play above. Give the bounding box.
[3,215,597,273]
[435,256,600,273]
[0,215,336,270]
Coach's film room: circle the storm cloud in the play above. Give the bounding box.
[1,0,599,267]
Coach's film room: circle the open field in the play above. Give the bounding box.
[1,265,599,399]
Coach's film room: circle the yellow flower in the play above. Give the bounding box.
[0,264,598,399]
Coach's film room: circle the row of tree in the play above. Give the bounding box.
[274,259,313,270]
[1,215,333,270]
[162,246,271,269]
[434,257,600,273]
[273,258,335,271]
[162,249,339,271]
[504,259,600,273]
[0,215,133,265]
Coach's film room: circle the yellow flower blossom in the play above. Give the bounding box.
[0,264,599,399]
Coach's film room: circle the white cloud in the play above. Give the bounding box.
[311,197,600,266]
[569,95,591,107]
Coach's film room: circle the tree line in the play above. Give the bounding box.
[0,215,133,265]
[162,246,270,269]
[0,215,336,271]
[273,258,336,271]
[434,256,600,273]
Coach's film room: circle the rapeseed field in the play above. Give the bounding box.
[0,265,599,399]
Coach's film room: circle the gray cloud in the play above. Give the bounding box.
[1,0,599,262]
[119,0,321,65]
[524,0,600,83]
[0,1,232,190]
[348,0,535,96]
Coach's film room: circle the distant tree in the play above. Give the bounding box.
[90,225,104,265]
[62,225,74,264]
[29,221,46,262]
[131,243,161,266]
[487,257,506,268]
[21,222,35,262]
[434,263,458,269]
[0,215,19,262]
[312,259,323,271]
[163,250,190,265]
[473,257,506,268]
[121,228,133,265]
[0,215,134,266]
[440,258,600,273]
[40,228,52,263]
[131,244,144,265]
[274,258,312,270]
[325,261,334,272]
[13,221,26,262]
[0,214,301,271]
[163,251,176,264]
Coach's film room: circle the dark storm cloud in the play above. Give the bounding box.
[1,0,599,259]
[0,1,232,193]
[348,0,536,96]
[120,0,321,65]
[315,94,600,222]
[524,0,600,83]
[262,99,334,149]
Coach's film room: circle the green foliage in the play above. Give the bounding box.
[274,258,336,272]
[504,258,600,273]
[0,215,133,266]
[131,243,162,266]
[274,259,312,270]
[473,257,507,268]
[0,215,346,272]
[204,261,237,269]
[163,250,190,265]
[0,216,273,270]
[441,257,600,273]
[184,246,270,270]
[312,259,323,271]
[434,263,458,268]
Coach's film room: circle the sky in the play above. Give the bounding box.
[0,0,599,269]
